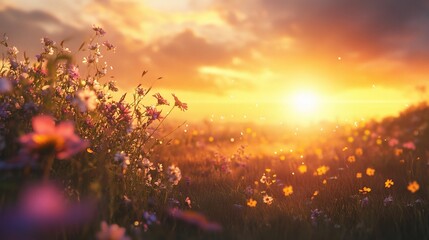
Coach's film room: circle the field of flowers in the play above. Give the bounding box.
[1,27,428,240]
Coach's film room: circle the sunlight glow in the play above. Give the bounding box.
[291,91,320,114]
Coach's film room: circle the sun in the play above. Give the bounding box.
[291,91,320,114]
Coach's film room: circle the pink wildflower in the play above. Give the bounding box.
[403,141,416,150]
[19,115,88,160]
[96,221,130,240]
[153,93,170,106]
[145,106,163,121]
[172,94,188,111]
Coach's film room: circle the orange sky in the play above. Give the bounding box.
[1,0,429,125]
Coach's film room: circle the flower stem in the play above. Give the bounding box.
[43,153,55,181]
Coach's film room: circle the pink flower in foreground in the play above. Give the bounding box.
[153,93,170,106]
[172,94,188,111]
[168,208,222,232]
[19,115,88,160]
[145,106,163,121]
[96,221,130,240]
[403,141,416,150]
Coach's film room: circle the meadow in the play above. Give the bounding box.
[0,27,428,240]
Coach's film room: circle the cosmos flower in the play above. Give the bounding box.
[172,93,188,111]
[359,187,371,194]
[347,155,356,163]
[385,179,394,188]
[96,221,130,240]
[407,181,420,193]
[247,198,257,207]
[298,164,307,174]
[145,106,163,121]
[315,165,329,176]
[153,93,169,106]
[19,115,88,160]
[263,194,273,205]
[366,168,375,176]
[75,88,98,112]
[283,185,293,197]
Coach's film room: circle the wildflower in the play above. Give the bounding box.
[384,195,394,206]
[355,148,363,156]
[92,25,106,36]
[366,167,375,176]
[168,208,222,232]
[68,65,80,80]
[388,138,399,147]
[407,181,420,193]
[172,93,188,111]
[167,164,182,185]
[356,172,362,179]
[403,141,416,150]
[311,190,319,200]
[247,198,257,207]
[145,106,163,121]
[359,187,371,194]
[7,46,19,56]
[0,77,12,93]
[185,197,192,208]
[315,165,329,176]
[143,211,158,225]
[41,37,55,47]
[103,41,116,51]
[385,179,394,188]
[394,148,403,156]
[298,164,307,174]
[360,196,369,207]
[283,185,293,197]
[262,194,273,205]
[114,151,130,170]
[75,88,98,112]
[19,115,88,160]
[347,155,356,163]
[153,93,169,106]
[96,221,130,240]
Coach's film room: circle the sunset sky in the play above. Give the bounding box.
[1,0,429,125]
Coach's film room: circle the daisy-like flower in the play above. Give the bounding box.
[283,185,293,197]
[347,155,356,163]
[262,194,273,205]
[75,88,98,112]
[315,165,329,176]
[172,93,188,111]
[359,187,371,194]
[385,179,394,188]
[96,221,130,240]
[356,172,363,179]
[247,198,257,207]
[366,167,375,176]
[153,93,169,106]
[19,115,88,160]
[298,164,307,174]
[407,181,420,193]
